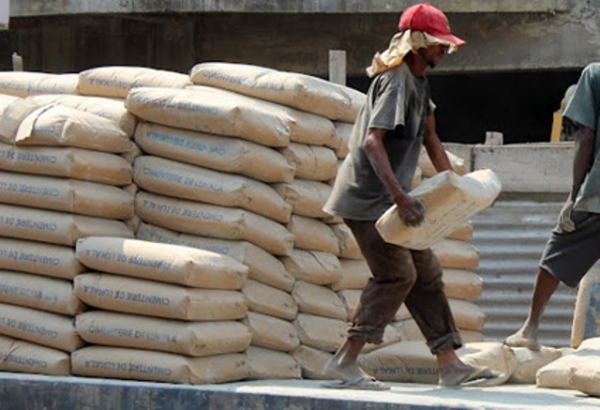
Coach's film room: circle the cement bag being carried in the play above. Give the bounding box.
[189,62,366,122]
[133,122,295,184]
[0,143,133,186]
[26,94,137,136]
[126,87,292,148]
[0,334,70,376]
[15,105,132,153]
[571,262,600,348]
[376,169,501,250]
[75,237,248,290]
[78,66,192,99]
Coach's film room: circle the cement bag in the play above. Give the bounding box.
[0,237,84,280]
[0,204,133,246]
[376,170,501,250]
[447,222,473,241]
[458,342,517,386]
[537,337,600,389]
[571,262,600,348]
[242,279,298,321]
[273,179,333,219]
[75,311,252,357]
[330,223,363,259]
[330,259,371,291]
[187,85,338,147]
[134,122,295,184]
[135,223,295,292]
[0,171,134,219]
[75,237,248,290]
[293,313,347,352]
[333,121,353,159]
[292,281,347,320]
[281,249,342,285]
[78,66,191,98]
[126,87,291,148]
[442,269,483,301]
[433,239,480,270]
[279,143,338,181]
[337,289,360,320]
[27,94,137,136]
[0,72,78,97]
[135,191,294,256]
[0,334,70,376]
[189,62,366,122]
[133,155,291,223]
[74,273,247,321]
[15,105,132,153]
[243,311,300,352]
[72,346,248,385]
[568,358,600,397]
[0,303,84,352]
[508,346,563,384]
[449,299,486,331]
[358,341,438,384]
[286,215,339,254]
[291,345,334,380]
[418,146,468,177]
[393,318,424,341]
[245,346,302,380]
[0,270,84,316]
[0,143,133,185]
[0,95,40,143]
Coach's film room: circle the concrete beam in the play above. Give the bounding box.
[11,0,570,17]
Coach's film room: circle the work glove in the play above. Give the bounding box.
[557,198,575,233]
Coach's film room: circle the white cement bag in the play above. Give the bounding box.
[432,239,480,270]
[75,311,252,357]
[568,358,600,397]
[293,313,347,352]
[286,215,339,254]
[281,249,342,285]
[0,96,40,143]
[133,122,295,184]
[78,66,191,98]
[133,155,291,223]
[279,143,338,181]
[0,334,70,376]
[72,346,248,385]
[291,345,334,380]
[330,259,371,291]
[273,179,333,219]
[509,346,563,384]
[0,303,84,352]
[75,237,248,290]
[135,223,295,292]
[245,346,302,380]
[243,311,300,352]
[187,85,338,147]
[292,280,347,320]
[126,87,292,148]
[0,237,84,280]
[189,62,366,122]
[0,204,133,246]
[242,279,298,321]
[376,170,501,250]
[537,337,600,389]
[442,269,483,301]
[458,342,517,386]
[15,105,132,153]
[419,147,468,177]
[26,94,137,136]
[135,191,294,256]
[330,223,363,259]
[0,270,84,316]
[74,273,247,321]
[0,143,133,185]
[571,262,600,348]
[0,72,78,97]
[0,171,134,219]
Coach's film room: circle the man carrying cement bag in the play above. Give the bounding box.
[505,62,600,350]
[323,2,501,390]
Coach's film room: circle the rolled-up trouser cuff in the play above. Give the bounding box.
[426,331,463,355]
[347,324,385,345]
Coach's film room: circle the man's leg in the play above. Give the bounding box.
[504,267,560,349]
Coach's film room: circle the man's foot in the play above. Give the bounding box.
[439,364,504,387]
[504,330,540,350]
[324,358,364,382]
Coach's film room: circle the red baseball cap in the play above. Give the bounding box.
[398,2,466,46]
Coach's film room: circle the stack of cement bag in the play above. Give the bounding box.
[0,91,135,376]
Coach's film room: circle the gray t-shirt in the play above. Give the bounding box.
[323,63,432,220]
[563,62,600,213]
